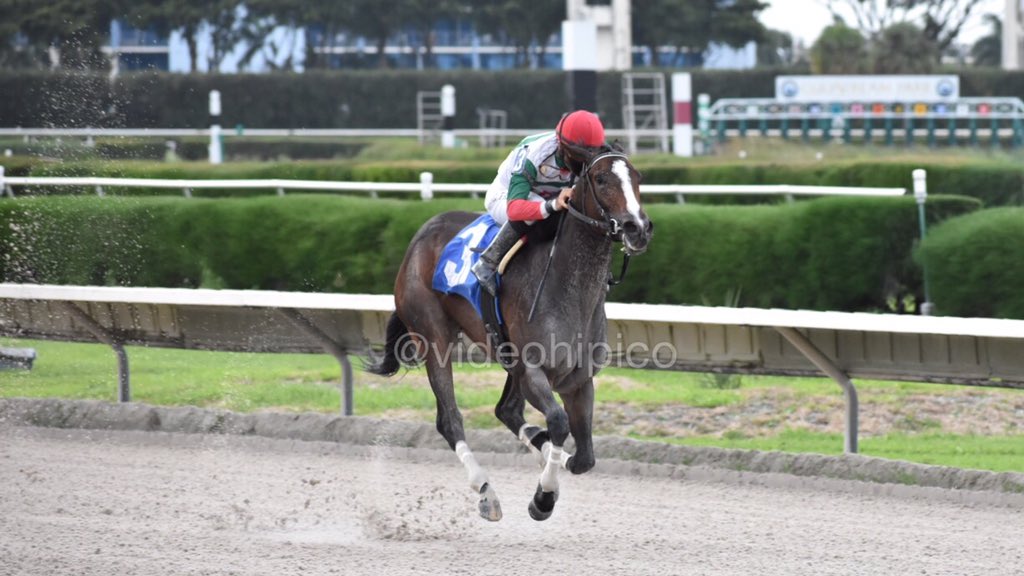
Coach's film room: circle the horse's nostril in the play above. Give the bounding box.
[623,220,639,235]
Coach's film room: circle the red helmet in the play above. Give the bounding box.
[556,110,605,147]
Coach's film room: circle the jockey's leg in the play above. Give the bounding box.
[471,221,524,297]
[520,364,570,521]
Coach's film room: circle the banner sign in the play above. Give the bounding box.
[775,75,960,103]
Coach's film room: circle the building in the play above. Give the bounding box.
[1005,0,1024,70]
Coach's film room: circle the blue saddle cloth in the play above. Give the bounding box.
[431,214,501,317]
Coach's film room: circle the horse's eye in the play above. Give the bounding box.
[595,175,607,186]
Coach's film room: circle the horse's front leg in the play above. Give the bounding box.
[494,372,551,458]
[520,364,570,521]
[560,376,596,475]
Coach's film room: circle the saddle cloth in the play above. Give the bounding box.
[431,213,501,317]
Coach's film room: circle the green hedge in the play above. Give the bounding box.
[916,208,1024,318]
[0,194,980,313]
[4,68,1023,130]
[0,139,368,162]
[620,195,980,311]
[17,158,1024,207]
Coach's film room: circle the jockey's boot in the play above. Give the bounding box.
[472,222,521,297]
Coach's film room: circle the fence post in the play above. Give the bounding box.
[671,73,693,157]
[913,169,934,316]
[419,171,434,201]
[697,93,710,154]
[0,166,5,199]
[441,85,456,149]
[209,90,223,165]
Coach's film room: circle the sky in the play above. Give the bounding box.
[759,0,1005,47]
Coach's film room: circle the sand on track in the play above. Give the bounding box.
[1,426,1023,576]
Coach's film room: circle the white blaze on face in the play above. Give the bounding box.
[612,159,642,223]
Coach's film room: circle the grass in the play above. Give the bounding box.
[654,429,1024,473]
[2,337,1022,473]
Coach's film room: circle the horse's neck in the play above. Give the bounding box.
[548,215,613,310]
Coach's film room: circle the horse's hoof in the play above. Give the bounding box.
[478,483,502,522]
[527,485,558,522]
[567,454,595,475]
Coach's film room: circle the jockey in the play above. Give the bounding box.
[471,110,605,296]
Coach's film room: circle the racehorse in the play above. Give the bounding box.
[367,143,653,521]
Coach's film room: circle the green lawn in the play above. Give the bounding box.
[2,337,1022,473]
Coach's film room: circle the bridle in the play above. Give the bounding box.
[563,150,633,242]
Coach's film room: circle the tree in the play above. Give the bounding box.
[405,0,464,68]
[872,22,938,73]
[757,29,796,67]
[125,0,211,72]
[348,0,406,68]
[823,0,984,59]
[471,0,564,68]
[6,0,129,70]
[810,23,870,73]
[970,14,1001,67]
[632,0,766,66]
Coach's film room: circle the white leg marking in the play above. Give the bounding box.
[541,441,572,469]
[612,159,642,223]
[539,445,563,492]
[455,440,488,492]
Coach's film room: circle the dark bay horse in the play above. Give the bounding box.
[367,146,652,521]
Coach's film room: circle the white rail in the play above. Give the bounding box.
[2,283,1022,454]
[0,127,667,139]
[0,172,905,200]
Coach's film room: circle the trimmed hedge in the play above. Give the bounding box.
[0,69,788,130]
[621,195,980,311]
[0,139,368,162]
[0,194,980,313]
[4,68,1023,130]
[916,208,1024,318]
[18,158,1024,207]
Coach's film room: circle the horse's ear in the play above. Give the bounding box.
[609,140,626,154]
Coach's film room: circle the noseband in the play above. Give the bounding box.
[564,151,632,241]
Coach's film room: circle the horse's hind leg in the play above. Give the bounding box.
[418,327,502,522]
[519,365,570,521]
[494,372,549,458]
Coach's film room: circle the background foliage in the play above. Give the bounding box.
[0,194,981,315]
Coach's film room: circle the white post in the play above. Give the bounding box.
[697,93,711,154]
[209,90,223,165]
[441,85,456,149]
[562,19,598,111]
[913,169,935,316]
[0,165,7,198]
[419,171,434,201]
[672,73,693,157]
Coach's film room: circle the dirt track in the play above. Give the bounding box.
[2,426,1023,576]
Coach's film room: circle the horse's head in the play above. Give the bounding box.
[564,142,653,255]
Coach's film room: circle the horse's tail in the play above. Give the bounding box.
[365,312,418,377]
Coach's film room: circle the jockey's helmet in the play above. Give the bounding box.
[556,110,605,148]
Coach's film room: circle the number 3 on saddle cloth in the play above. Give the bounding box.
[431,213,516,368]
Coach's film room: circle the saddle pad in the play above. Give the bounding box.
[431,213,501,317]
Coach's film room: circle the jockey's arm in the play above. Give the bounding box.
[506,163,572,222]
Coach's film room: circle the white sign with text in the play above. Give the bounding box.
[775,75,960,103]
